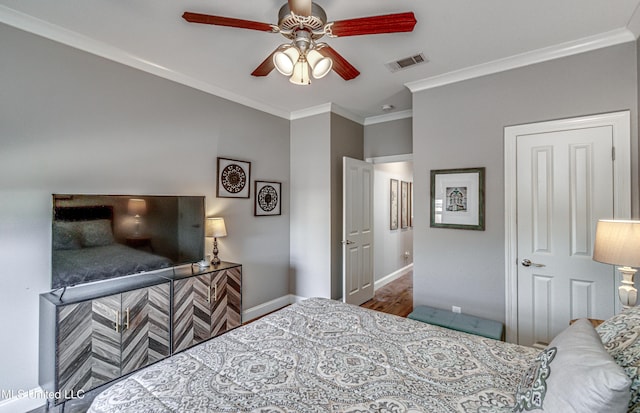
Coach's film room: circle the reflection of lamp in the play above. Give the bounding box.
[206,217,227,266]
[127,198,147,236]
[593,220,640,308]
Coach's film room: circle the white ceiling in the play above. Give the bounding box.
[2,1,640,123]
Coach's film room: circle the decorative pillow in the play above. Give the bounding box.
[52,221,81,250]
[79,219,114,247]
[596,306,640,411]
[512,318,630,412]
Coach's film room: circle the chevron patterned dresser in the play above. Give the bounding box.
[39,262,242,407]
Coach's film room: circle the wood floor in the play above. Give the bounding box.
[360,271,413,317]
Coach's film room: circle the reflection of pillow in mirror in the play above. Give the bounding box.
[52,221,82,250]
[79,219,114,247]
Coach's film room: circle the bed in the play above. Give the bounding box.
[52,206,172,289]
[87,297,640,412]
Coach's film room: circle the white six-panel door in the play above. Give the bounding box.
[516,127,614,347]
[343,157,374,305]
[505,111,631,346]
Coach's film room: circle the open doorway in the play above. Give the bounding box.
[370,156,414,299]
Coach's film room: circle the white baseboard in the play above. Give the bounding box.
[242,266,414,323]
[375,263,413,290]
[0,387,47,413]
[242,294,297,322]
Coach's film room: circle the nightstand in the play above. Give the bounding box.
[126,235,153,252]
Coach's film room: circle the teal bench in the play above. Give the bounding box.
[408,305,504,341]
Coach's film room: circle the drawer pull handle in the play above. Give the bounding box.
[114,310,120,333]
[125,308,130,331]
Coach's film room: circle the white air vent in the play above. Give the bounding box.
[385,53,428,72]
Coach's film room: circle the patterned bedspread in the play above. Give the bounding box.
[88,298,538,412]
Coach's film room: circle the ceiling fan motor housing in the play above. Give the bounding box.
[278,2,327,40]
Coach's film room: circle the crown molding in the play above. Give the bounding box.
[290,103,365,125]
[0,6,291,120]
[364,110,413,126]
[330,104,365,125]
[406,28,636,93]
[4,5,636,123]
[626,2,640,39]
[289,103,333,120]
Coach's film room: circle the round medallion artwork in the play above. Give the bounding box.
[221,164,247,194]
[258,185,278,212]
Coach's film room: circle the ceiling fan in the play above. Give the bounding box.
[182,0,417,85]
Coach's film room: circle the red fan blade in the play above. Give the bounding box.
[317,46,360,81]
[182,12,275,32]
[288,0,312,17]
[251,49,278,77]
[329,12,417,37]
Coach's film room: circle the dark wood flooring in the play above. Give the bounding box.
[361,271,413,317]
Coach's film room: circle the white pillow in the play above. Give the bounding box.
[512,318,631,412]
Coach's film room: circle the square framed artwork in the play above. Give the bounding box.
[217,157,251,198]
[401,181,409,229]
[390,179,399,230]
[254,181,281,216]
[430,167,485,230]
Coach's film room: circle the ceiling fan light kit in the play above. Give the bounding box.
[306,49,332,79]
[273,46,300,76]
[183,0,416,85]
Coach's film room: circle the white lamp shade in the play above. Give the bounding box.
[306,49,332,79]
[127,199,147,216]
[206,217,227,238]
[273,46,300,76]
[290,60,311,85]
[593,220,640,267]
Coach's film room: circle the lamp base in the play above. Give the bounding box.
[618,266,638,308]
[211,237,221,266]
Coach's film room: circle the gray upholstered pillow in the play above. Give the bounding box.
[597,306,640,411]
[52,221,82,250]
[79,219,114,247]
[513,318,630,413]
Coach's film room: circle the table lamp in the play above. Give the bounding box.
[127,198,147,236]
[206,217,227,265]
[593,220,640,308]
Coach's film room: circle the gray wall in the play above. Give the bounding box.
[0,23,290,397]
[290,113,332,298]
[330,113,364,299]
[412,42,639,323]
[290,112,364,301]
[364,117,413,158]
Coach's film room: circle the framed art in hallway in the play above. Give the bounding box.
[430,167,485,230]
[390,179,399,230]
[254,180,281,216]
[401,181,409,229]
[217,157,251,198]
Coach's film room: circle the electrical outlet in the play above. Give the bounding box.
[452,306,461,314]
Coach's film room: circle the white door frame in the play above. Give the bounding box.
[504,111,631,343]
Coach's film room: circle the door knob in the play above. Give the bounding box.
[521,259,545,268]
[341,240,355,245]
